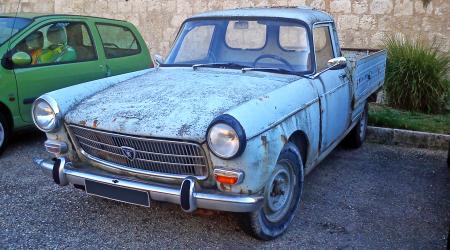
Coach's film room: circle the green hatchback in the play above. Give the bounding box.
[0,13,152,155]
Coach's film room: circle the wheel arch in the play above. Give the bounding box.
[0,101,13,130]
[288,130,309,167]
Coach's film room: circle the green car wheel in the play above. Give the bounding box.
[0,112,10,156]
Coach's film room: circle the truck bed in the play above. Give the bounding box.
[342,48,387,106]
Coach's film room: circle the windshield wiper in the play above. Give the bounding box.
[192,62,247,70]
[241,67,299,75]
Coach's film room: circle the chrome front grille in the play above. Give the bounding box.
[68,125,208,179]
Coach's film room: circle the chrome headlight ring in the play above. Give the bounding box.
[206,114,246,159]
[32,95,61,133]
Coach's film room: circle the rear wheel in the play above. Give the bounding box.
[0,112,10,156]
[343,102,368,149]
[240,142,304,240]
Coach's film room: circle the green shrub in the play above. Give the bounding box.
[383,34,449,114]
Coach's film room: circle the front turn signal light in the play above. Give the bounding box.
[213,168,244,185]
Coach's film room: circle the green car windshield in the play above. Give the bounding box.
[0,17,32,46]
[165,18,312,74]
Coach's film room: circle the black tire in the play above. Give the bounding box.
[447,142,449,169]
[239,142,304,240]
[0,112,11,156]
[343,102,369,149]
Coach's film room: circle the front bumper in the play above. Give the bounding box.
[33,157,263,213]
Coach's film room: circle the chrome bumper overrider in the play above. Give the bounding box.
[33,157,263,213]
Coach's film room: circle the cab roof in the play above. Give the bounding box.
[189,7,334,27]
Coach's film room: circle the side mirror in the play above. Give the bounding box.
[11,52,32,66]
[153,54,164,67]
[327,57,347,70]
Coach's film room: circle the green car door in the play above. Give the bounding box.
[10,18,107,123]
[95,22,151,76]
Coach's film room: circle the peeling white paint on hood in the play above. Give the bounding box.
[64,67,300,142]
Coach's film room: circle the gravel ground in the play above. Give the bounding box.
[0,131,449,249]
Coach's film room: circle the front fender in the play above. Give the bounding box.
[211,79,321,194]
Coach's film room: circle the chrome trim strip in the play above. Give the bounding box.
[76,134,204,159]
[79,148,208,180]
[79,142,205,167]
[319,82,348,98]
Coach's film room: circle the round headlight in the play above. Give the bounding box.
[32,98,58,132]
[207,115,246,159]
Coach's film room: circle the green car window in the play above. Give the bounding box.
[14,22,97,66]
[0,17,31,46]
[96,23,141,58]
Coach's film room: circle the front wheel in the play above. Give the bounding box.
[239,142,304,240]
[0,112,10,156]
[343,102,368,149]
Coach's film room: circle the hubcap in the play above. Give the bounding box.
[264,162,296,223]
[0,122,4,146]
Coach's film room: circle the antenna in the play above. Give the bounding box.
[7,0,22,50]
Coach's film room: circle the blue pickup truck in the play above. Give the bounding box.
[32,7,386,240]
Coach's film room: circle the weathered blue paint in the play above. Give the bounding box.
[34,8,387,198]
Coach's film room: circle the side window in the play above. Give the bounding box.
[175,25,214,63]
[313,26,334,72]
[225,21,266,49]
[96,24,140,58]
[14,22,96,65]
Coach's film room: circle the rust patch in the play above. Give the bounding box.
[261,135,268,149]
[258,95,269,101]
[219,183,231,192]
[93,120,99,128]
[177,124,192,137]
[281,134,288,144]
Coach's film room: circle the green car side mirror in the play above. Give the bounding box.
[11,52,32,66]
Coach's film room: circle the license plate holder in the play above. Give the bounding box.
[85,179,150,207]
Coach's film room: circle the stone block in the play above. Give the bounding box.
[330,0,352,13]
[394,0,413,16]
[370,0,393,14]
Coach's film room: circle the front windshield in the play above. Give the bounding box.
[0,17,32,45]
[165,18,312,74]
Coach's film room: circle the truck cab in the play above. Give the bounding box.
[0,13,152,155]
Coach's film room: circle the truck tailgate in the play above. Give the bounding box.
[343,49,387,105]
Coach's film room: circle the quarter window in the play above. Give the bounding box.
[313,26,334,72]
[175,25,215,63]
[96,24,140,58]
[14,22,96,65]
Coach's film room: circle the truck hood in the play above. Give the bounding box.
[64,67,299,142]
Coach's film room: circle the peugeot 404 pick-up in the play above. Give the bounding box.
[0,13,151,155]
[33,7,386,240]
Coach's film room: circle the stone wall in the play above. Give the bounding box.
[1,0,448,56]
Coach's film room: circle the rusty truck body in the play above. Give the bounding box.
[32,7,386,239]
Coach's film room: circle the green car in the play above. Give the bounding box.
[0,13,152,155]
